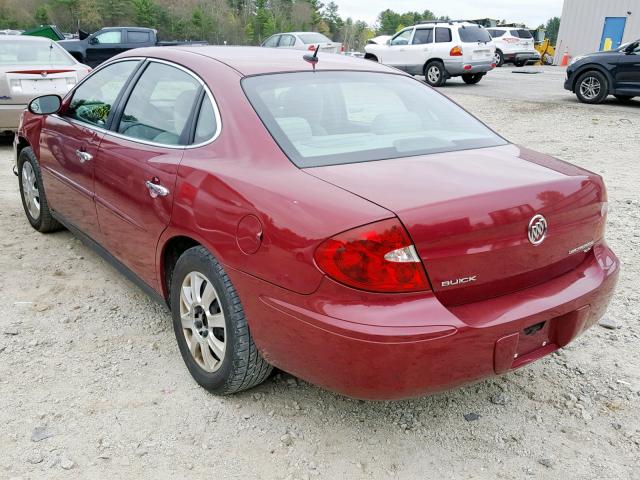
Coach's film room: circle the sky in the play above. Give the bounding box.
[335,0,564,28]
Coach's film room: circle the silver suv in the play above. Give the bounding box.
[364,21,496,87]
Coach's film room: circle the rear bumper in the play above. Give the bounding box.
[0,104,25,131]
[233,242,619,400]
[504,51,541,63]
[444,59,494,76]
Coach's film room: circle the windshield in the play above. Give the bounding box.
[0,39,75,66]
[242,71,506,168]
[458,26,492,43]
[298,33,332,44]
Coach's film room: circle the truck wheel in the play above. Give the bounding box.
[462,73,484,85]
[170,246,273,395]
[575,71,609,104]
[494,50,504,67]
[425,61,446,87]
[18,147,62,233]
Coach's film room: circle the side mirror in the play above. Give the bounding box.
[625,42,639,53]
[29,95,62,115]
[89,37,98,45]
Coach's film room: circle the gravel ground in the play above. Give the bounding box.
[1,73,639,479]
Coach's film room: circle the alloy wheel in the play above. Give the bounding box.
[494,52,501,64]
[579,76,601,100]
[180,271,226,372]
[427,66,440,84]
[21,162,40,220]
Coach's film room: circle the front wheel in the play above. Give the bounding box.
[424,61,446,87]
[170,246,272,395]
[462,73,484,85]
[575,71,609,104]
[18,147,61,233]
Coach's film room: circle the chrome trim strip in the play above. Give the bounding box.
[57,57,222,150]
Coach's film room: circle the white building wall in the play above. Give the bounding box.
[554,0,640,64]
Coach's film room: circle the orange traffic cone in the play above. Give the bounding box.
[561,49,569,66]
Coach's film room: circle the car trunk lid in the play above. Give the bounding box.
[1,67,77,104]
[306,145,606,306]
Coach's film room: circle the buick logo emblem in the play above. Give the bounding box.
[41,71,48,78]
[528,214,548,245]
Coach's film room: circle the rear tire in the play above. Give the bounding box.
[614,95,634,102]
[170,246,272,395]
[364,53,378,62]
[17,147,62,233]
[494,50,504,67]
[514,60,525,67]
[462,73,484,85]
[575,70,609,104]
[424,61,446,87]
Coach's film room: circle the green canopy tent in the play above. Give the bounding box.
[22,25,65,41]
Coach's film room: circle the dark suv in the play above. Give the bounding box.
[565,40,640,104]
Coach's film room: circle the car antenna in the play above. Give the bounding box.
[303,45,320,71]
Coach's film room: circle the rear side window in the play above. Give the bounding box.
[435,28,452,43]
[458,26,492,43]
[67,60,138,127]
[117,62,200,145]
[488,29,505,38]
[413,29,433,45]
[193,95,218,144]
[279,35,296,47]
[242,71,506,168]
[128,31,150,43]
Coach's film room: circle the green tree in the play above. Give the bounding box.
[34,5,50,25]
[131,0,160,28]
[545,16,560,44]
[99,0,130,26]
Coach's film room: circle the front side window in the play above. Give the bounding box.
[435,28,452,43]
[0,40,75,66]
[279,35,296,47]
[263,35,280,48]
[128,31,150,43]
[117,62,200,145]
[413,29,433,45]
[66,60,138,127]
[242,71,506,168]
[390,29,413,46]
[93,31,122,44]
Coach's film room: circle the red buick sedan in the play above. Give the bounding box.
[15,47,619,400]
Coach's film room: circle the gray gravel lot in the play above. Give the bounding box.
[0,66,639,480]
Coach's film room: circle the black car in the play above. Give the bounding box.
[564,39,640,104]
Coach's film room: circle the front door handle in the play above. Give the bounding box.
[75,149,92,163]
[145,180,170,198]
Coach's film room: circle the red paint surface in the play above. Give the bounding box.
[18,47,620,399]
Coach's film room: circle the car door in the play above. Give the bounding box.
[406,28,434,70]
[37,59,140,240]
[615,42,640,94]
[93,60,202,290]
[124,29,153,48]
[86,29,126,66]
[383,28,415,68]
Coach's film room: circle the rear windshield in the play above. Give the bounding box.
[298,33,332,44]
[511,29,533,39]
[0,39,75,66]
[242,71,506,168]
[458,26,492,43]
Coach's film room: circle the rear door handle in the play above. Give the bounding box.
[145,180,170,198]
[75,149,92,163]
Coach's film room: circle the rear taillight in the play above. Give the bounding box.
[314,219,430,293]
[450,46,463,56]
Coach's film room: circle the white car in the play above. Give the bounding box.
[261,32,342,54]
[486,27,541,67]
[364,21,495,87]
[0,35,91,132]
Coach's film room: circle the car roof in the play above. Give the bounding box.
[135,46,400,77]
[0,34,54,42]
